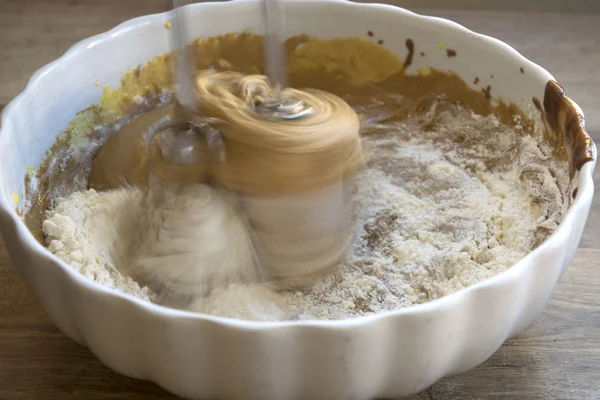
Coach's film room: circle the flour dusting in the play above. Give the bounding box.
[42,99,571,321]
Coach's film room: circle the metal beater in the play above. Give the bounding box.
[140,0,357,298]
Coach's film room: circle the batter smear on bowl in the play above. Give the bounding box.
[27,34,573,321]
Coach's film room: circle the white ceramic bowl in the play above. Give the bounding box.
[0,1,596,399]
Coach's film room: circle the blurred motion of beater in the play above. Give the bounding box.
[112,0,365,307]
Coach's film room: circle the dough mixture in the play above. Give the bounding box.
[43,97,567,321]
[33,34,572,321]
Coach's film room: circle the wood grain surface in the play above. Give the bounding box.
[0,1,598,399]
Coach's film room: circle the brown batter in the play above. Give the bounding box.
[88,102,212,190]
[87,34,520,193]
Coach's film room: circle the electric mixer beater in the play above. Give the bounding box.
[107,0,364,306]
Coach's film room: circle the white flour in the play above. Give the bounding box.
[42,100,570,321]
[42,189,156,302]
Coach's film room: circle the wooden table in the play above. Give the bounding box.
[0,2,598,399]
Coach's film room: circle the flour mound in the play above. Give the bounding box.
[43,189,155,301]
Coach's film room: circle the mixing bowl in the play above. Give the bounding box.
[0,1,596,399]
